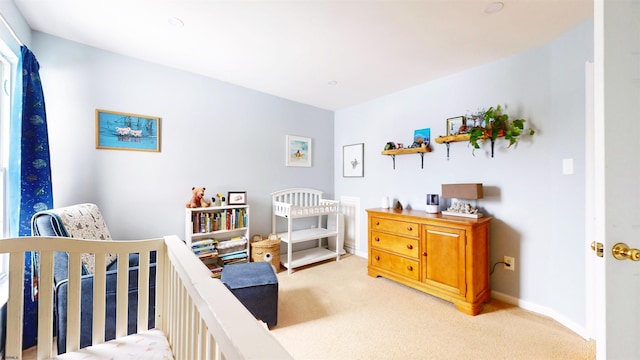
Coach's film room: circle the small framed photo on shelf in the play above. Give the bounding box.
[343,143,364,177]
[413,128,431,147]
[227,191,247,205]
[446,116,466,136]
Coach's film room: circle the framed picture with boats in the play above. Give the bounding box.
[95,109,161,152]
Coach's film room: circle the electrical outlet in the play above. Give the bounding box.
[504,256,515,271]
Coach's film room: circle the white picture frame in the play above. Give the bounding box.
[285,135,312,167]
[343,143,364,177]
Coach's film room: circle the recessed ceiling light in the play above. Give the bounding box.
[168,16,184,27]
[485,2,504,14]
[328,80,338,86]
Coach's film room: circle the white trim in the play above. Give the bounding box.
[491,290,591,341]
[339,196,360,254]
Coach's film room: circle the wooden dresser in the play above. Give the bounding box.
[367,208,492,315]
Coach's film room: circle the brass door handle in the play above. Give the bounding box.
[612,243,640,261]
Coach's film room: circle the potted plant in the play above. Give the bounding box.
[466,104,534,156]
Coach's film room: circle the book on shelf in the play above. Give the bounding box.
[201,257,224,278]
[220,252,248,265]
[191,208,248,234]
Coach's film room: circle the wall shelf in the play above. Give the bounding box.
[380,146,431,169]
[435,133,504,159]
[434,134,471,144]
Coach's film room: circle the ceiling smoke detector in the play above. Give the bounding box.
[485,2,504,14]
[168,16,184,27]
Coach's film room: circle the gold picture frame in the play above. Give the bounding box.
[446,116,466,136]
[96,109,161,152]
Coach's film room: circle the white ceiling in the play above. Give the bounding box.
[13,0,592,111]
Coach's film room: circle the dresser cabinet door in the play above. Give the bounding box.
[422,225,466,296]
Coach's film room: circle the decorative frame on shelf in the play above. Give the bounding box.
[96,109,161,152]
[446,116,466,136]
[413,128,431,147]
[227,191,247,205]
[343,143,364,177]
[285,135,312,167]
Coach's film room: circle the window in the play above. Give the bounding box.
[0,41,17,306]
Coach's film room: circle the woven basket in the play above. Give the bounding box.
[251,235,281,272]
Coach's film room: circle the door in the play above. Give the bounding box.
[422,225,466,296]
[594,1,640,358]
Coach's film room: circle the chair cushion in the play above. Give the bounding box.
[42,203,118,273]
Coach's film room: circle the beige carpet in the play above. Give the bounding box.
[271,254,595,360]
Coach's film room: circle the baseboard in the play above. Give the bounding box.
[491,290,592,340]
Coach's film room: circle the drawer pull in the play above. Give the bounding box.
[406,244,413,250]
[375,237,380,242]
[422,252,427,256]
[376,221,380,226]
[375,255,380,261]
[407,226,413,231]
[407,265,413,271]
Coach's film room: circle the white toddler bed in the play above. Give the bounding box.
[2,235,292,360]
[272,188,344,274]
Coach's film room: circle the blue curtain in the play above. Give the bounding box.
[8,46,53,348]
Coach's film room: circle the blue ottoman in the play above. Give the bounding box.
[221,262,278,328]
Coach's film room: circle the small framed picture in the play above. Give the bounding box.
[413,128,431,147]
[285,135,312,167]
[446,116,466,136]
[343,143,364,177]
[227,191,247,205]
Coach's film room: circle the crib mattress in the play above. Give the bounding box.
[56,329,173,360]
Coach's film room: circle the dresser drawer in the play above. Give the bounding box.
[370,249,419,281]
[370,230,419,258]
[370,217,419,238]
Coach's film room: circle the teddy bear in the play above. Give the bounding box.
[186,187,211,208]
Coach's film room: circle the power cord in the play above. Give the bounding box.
[490,261,506,275]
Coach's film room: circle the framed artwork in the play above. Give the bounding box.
[413,128,431,147]
[96,109,161,152]
[343,143,364,177]
[446,116,466,136]
[228,191,247,205]
[286,135,312,167]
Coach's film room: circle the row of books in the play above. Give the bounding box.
[191,239,223,277]
[191,237,248,278]
[191,208,248,234]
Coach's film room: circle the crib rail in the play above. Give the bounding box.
[3,236,164,359]
[162,235,292,360]
[2,235,291,360]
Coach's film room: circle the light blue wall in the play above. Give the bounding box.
[334,20,593,332]
[31,32,335,241]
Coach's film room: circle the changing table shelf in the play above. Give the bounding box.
[276,228,338,243]
[280,247,341,269]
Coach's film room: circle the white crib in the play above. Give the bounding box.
[2,235,292,360]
